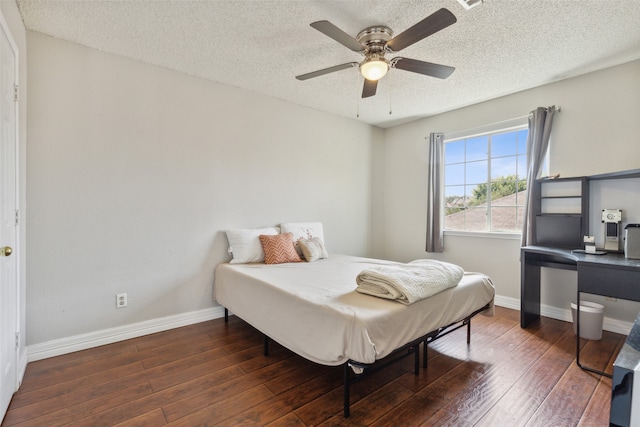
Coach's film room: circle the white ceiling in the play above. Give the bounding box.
[16,0,640,128]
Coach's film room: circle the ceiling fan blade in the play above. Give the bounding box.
[392,57,455,79]
[386,8,457,52]
[362,79,378,98]
[310,21,364,52]
[296,62,358,80]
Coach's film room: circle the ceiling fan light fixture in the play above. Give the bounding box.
[360,58,389,81]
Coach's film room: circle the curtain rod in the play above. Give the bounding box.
[437,105,561,139]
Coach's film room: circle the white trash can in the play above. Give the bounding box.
[571,301,604,340]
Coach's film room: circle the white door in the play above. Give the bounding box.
[0,13,18,422]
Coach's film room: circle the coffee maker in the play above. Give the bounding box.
[602,209,623,252]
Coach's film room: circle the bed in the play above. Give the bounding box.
[214,253,495,417]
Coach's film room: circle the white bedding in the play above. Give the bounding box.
[355,259,464,305]
[213,254,495,367]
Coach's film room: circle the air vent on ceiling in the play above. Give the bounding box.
[456,0,482,10]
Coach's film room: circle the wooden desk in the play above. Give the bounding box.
[521,245,640,376]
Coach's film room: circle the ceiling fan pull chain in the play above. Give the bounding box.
[389,75,393,115]
[355,70,360,118]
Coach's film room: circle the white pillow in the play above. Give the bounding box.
[280,222,327,257]
[226,227,280,264]
[298,237,329,262]
[280,222,325,244]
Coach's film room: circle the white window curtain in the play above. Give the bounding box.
[426,132,444,252]
[521,106,557,247]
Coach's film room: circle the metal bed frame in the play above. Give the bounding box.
[224,301,490,418]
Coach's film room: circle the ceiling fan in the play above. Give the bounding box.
[296,8,457,98]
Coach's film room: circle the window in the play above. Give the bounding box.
[444,126,529,233]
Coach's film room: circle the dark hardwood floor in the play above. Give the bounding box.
[2,306,622,426]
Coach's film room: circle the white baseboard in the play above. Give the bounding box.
[16,348,27,389]
[494,295,633,336]
[26,306,226,362]
[493,295,520,311]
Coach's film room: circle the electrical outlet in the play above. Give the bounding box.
[116,293,127,308]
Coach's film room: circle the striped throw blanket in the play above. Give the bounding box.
[355,259,464,305]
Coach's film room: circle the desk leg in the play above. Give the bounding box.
[575,290,612,378]
[521,252,541,328]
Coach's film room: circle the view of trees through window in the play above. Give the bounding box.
[444,127,528,232]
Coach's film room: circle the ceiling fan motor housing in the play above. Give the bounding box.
[357,26,393,50]
[357,26,393,80]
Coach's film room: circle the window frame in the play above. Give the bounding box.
[442,118,532,237]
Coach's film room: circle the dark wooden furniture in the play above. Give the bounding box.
[530,168,640,250]
[532,176,589,249]
[521,245,640,377]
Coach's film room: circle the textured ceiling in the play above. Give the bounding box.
[16,0,640,128]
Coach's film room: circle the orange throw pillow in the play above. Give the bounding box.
[259,233,302,264]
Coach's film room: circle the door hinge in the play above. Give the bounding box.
[14,84,19,102]
[15,332,20,349]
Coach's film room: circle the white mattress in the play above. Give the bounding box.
[214,254,495,366]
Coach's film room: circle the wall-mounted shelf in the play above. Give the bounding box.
[532,176,588,248]
[530,169,639,249]
[588,168,640,181]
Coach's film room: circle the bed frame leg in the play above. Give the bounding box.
[343,364,351,418]
[224,308,228,323]
[423,340,428,369]
[466,320,471,344]
[264,335,269,356]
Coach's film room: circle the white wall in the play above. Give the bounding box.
[0,0,27,374]
[378,60,640,325]
[26,31,380,347]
